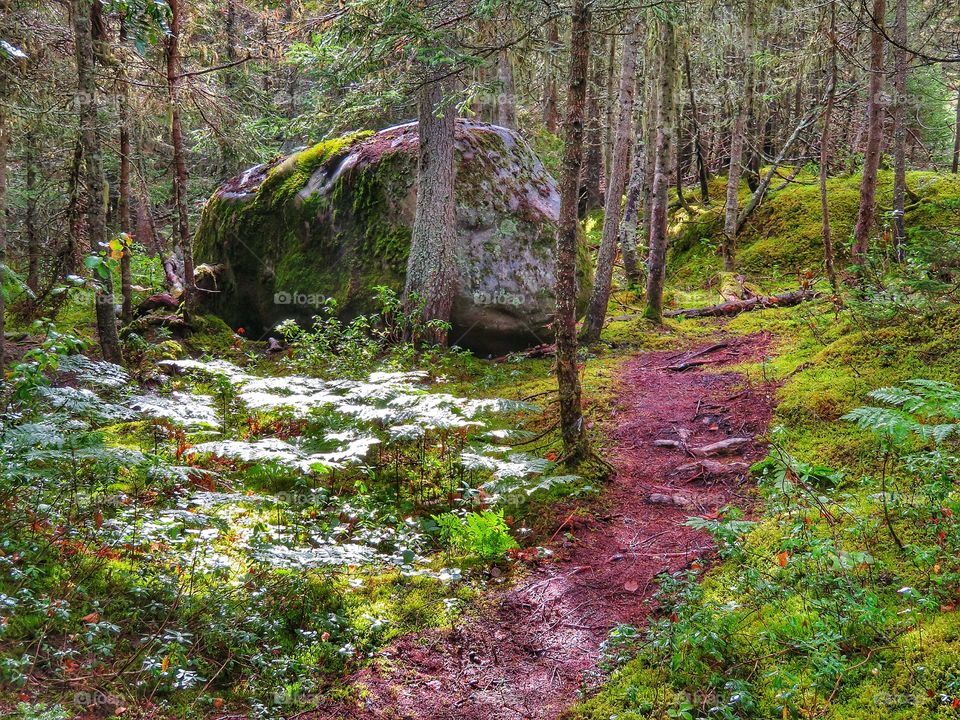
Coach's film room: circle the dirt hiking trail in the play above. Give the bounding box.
[311,333,776,720]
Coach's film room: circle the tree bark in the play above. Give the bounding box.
[555,0,591,464]
[953,86,960,173]
[684,50,709,203]
[405,75,458,343]
[620,159,644,283]
[0,67,7,374]
[620,74,646,284]
[581,46,604,215]
[722,0,754,272]
[25,129,39,298]
[119,16,134,325]
[640,53,658,256]
[604,34,616,177]
[890,0,908,262]
[496,50,516,129]
[74,0,123,364]
[820,1,839,290]
[543,21,559,134]
[851,0,887,263]
[580,16,641,344]
[644,17,678,323]
[167,0,195,309]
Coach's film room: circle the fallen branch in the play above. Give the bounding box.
[664,289,820,318]
[494,343,556,362]
[660,341,733,371]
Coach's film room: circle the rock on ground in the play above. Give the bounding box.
[194,120,593,355]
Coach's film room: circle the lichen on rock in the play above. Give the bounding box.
[194,120,593,355]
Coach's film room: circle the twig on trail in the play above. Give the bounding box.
[550,511,578,542]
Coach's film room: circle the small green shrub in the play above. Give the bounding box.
[432,510,518,561]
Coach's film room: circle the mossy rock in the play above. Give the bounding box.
[194,120,593,355]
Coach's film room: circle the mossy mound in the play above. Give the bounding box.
[666,170,960,285]
[194,120,592,355]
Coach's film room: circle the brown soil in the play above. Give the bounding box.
[309,333,776,720]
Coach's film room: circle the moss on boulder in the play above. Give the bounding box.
[194,120,593,354]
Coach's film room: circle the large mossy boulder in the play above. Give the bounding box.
[194,120,592,355]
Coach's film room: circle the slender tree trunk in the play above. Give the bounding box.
[580,17,641,344]
[543,21,559,133]
[620,74,646,284]
[722,114,747,271]
[167,0,195,307]
[644,18,678,323]
[555,0,591,464]
[74,0,122,364]
[118,45,134,325]
[496,50,517,129]
[581,46,604,215]
[890,0,908,262]
[25,130,39,298]
[0,69,7,374]
[675,105,693,213]
[820,1,839,290]
[641,56,659,254]
[405,75,458,343]
[722,0,754,272]
[852,0,887,263]
[684,50,709,203]
[226,0,238,61]
[952,87,960,173]
[604,35,616,177]
[621,152,644,283]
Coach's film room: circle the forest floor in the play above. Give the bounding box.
[308,331,777,720]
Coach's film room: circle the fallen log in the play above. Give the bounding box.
[664,289,820,319]
[135,292,180,317]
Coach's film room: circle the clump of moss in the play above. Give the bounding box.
[665,170,960,288]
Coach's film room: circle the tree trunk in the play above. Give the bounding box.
[890,0,908,262]
[851,0,887,263]
[580,17,641,344]
[644,18,678,323]
[496,50,516,129]
[684,50,709,203]
[25,129,39,298]
[226,0,238,61]
[820,1,839,290]
[722,0,754,272]
[604,35,616,177]
[581,46,604,215]
[167,0,195,309]
[119,16,134,325]
[543,21,559,133]
[404,75,458,343]
[620,76,646,284]
[74,0,123,364]
[640,57,658,255]
[555,0,591,464]
[675,105,693,213]
[0,68,7,374]
[953,87,959,173]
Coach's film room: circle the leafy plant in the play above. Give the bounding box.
[432,510,518,561]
